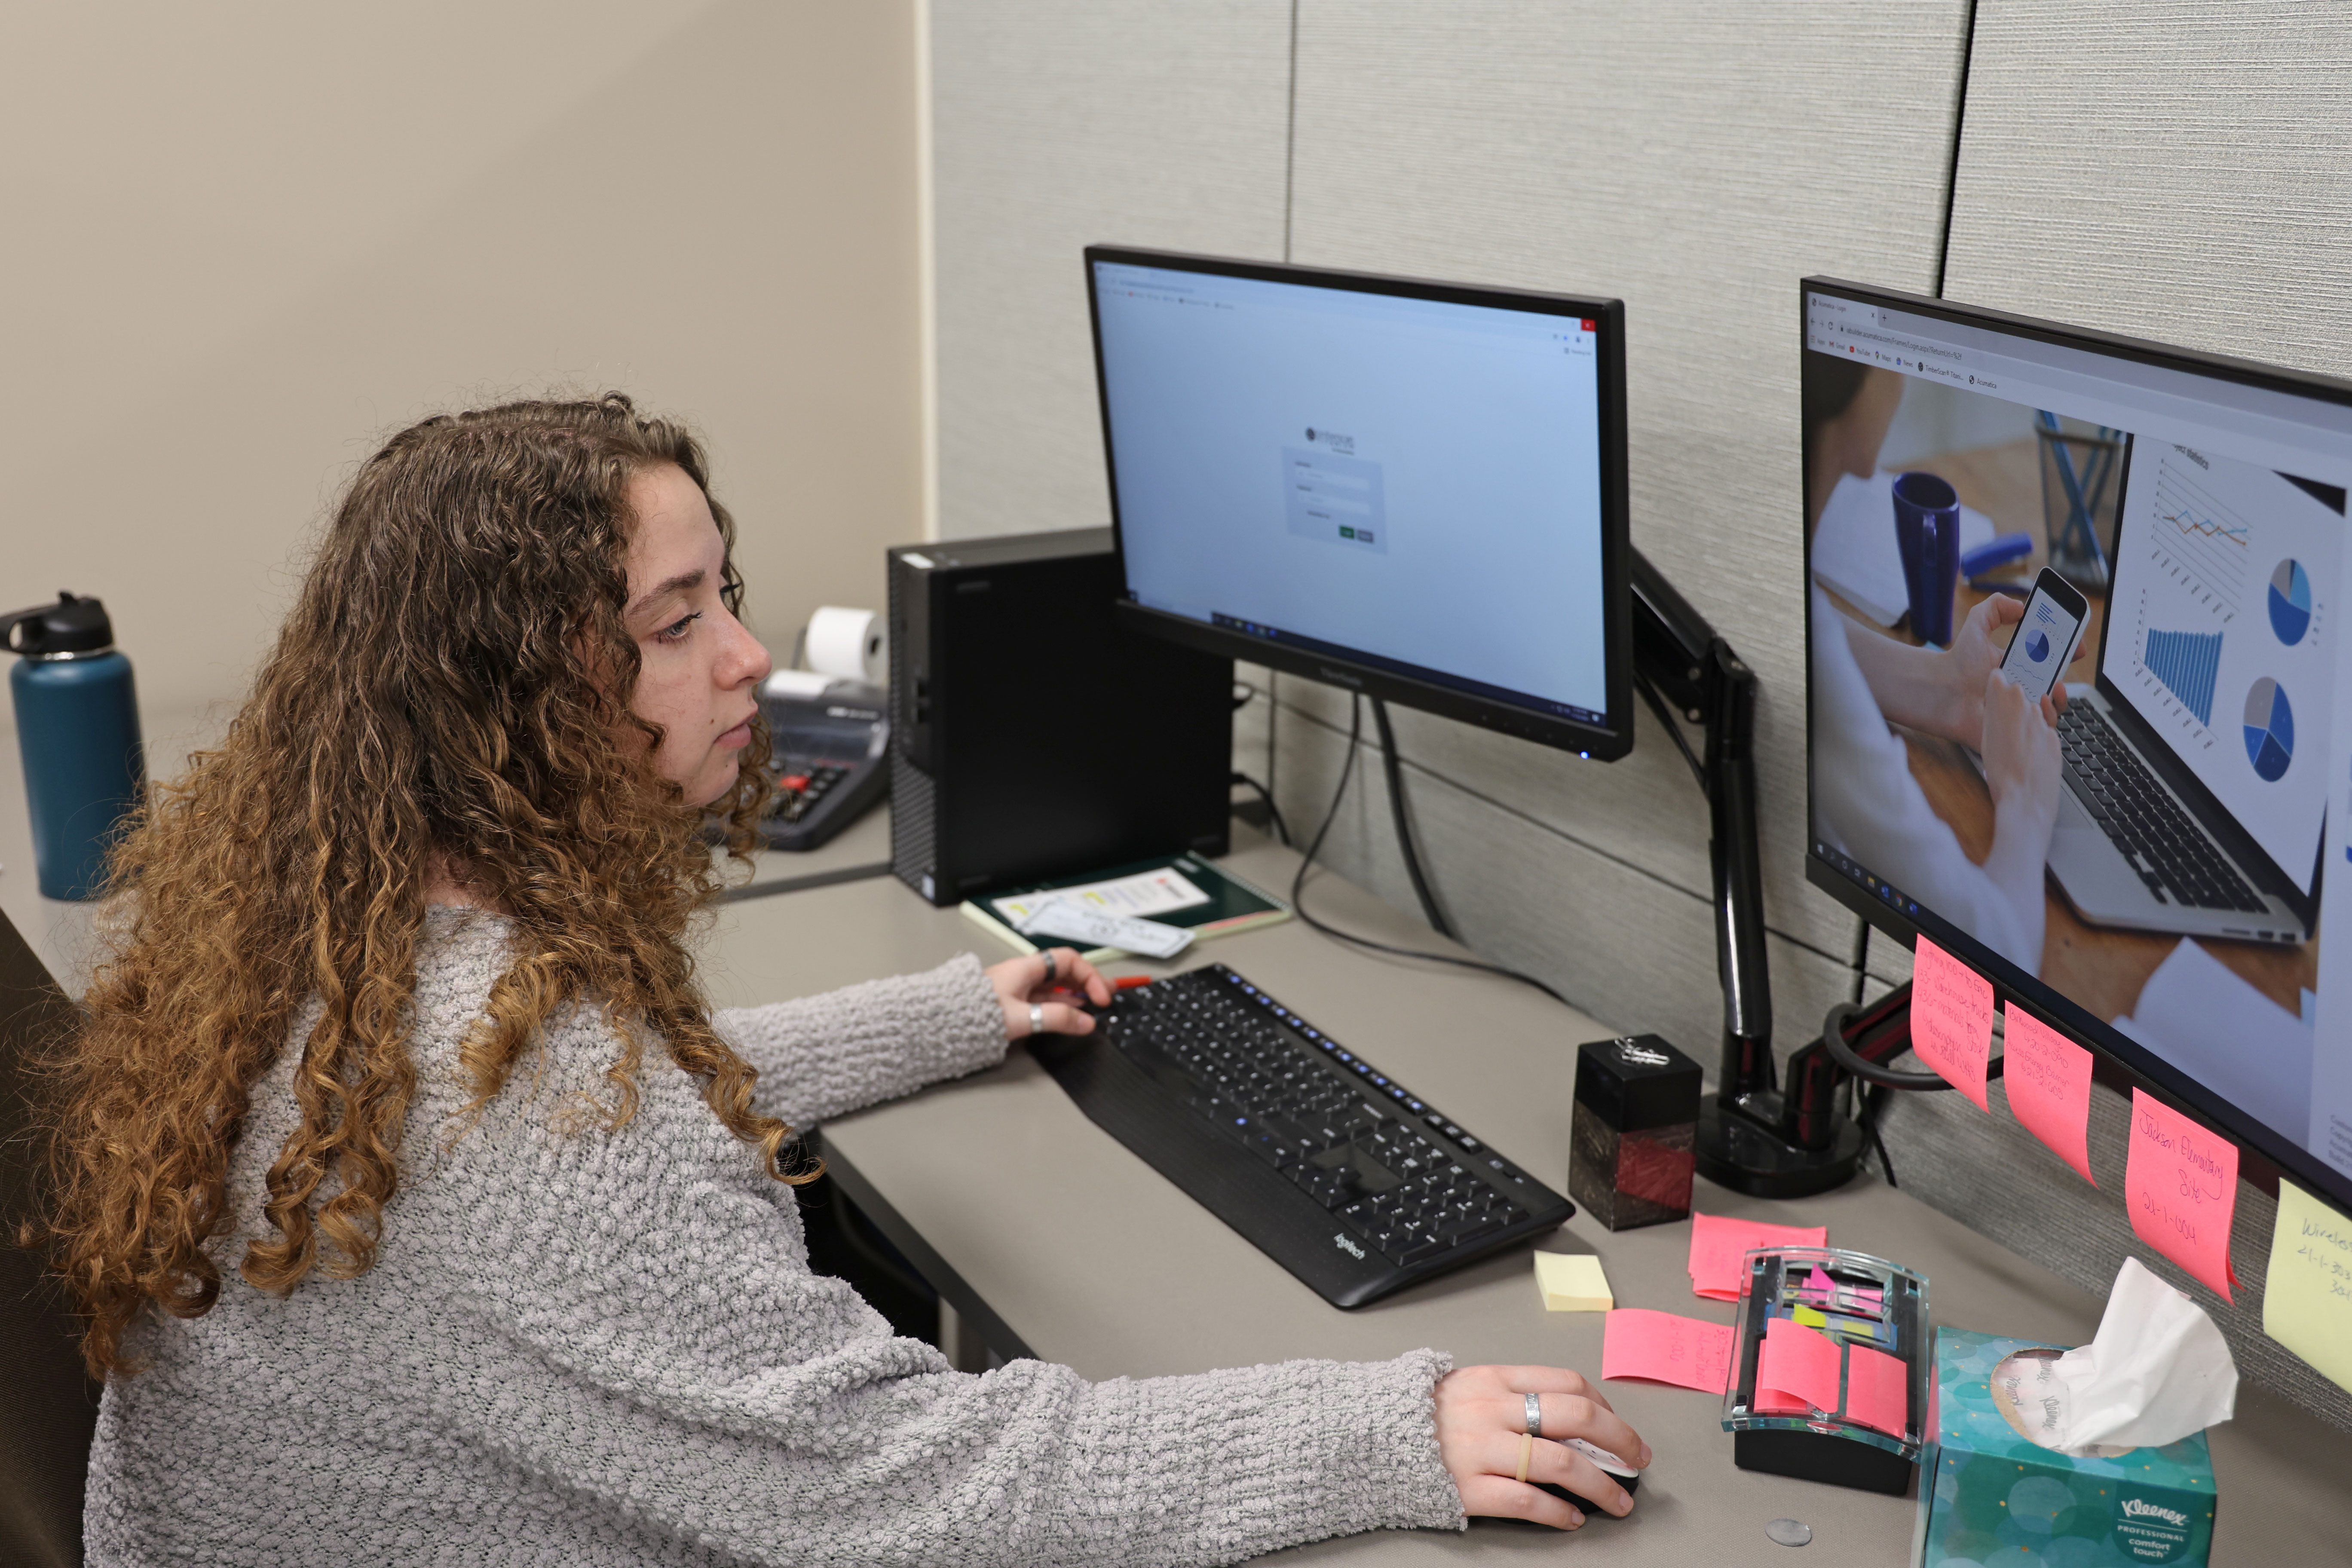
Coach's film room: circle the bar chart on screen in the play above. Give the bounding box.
[2144,626,2223,727]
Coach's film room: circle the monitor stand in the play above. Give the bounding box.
[1633,550,1870,1198]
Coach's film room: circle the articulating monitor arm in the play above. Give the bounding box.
[1630,548,1861,1197]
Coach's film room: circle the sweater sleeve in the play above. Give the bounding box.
[715,952,1010,1127]
[442,1049,1466,1567]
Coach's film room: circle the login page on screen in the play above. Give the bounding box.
[1094,261,1608,723]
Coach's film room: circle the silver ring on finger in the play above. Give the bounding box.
[1029,1002,1045,1036]
[1525,1392,1544,1440]
[1041,949,1058,985]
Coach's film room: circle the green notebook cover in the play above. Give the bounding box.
[960,852,1292,960]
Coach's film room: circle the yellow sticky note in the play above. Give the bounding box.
[2263,1179,2352,1394]
[1534,1251,1613,1312]
[1792,1305,1829,1329]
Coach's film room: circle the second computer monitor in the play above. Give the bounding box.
[1803,276,2352,1216]
[1085,246,1633,760]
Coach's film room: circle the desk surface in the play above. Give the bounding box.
[701,828,2350,1565]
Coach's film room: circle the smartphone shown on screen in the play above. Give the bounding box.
[1998,567,2090,704]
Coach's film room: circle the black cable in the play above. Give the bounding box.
[1632,669,1708,793]
[1369,697,1454,939]
[1289,695,1574,1008]
[1230,771,1291,846]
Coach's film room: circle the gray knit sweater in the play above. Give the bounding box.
[84,906,1464,1565]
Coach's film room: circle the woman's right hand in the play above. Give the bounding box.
[1433,1364,1651,1530]
[1980,669,2063,830]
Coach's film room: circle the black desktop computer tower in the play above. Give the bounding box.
[887,529,1233,906]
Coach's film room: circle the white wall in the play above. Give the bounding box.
[0,0,925,728]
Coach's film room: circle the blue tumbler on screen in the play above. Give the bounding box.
[1892,471,1962,647]
[3,593,145,901]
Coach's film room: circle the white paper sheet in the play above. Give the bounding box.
[2110,937,2315,1151]
[990,867,1210,929]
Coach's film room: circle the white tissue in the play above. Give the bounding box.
[2044,1257,2237,1454]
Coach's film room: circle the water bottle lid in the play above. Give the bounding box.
[0,592,115,656]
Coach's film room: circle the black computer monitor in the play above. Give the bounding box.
[1085,246,1633,760]
[1802,276,2352,1215]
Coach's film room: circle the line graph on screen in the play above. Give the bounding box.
[2149,455,2250,618]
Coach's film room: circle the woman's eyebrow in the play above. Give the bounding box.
[626,569,704,620]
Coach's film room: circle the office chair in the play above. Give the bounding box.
[0,906,98,1568]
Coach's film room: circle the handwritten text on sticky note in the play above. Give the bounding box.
[1911,937,1993,1111]
[2125,1088,2239,1301]
[1687,1212,1829,1301]
[1601,1309,1734,1393]
[2001,1004,2096,1184]
[2263,1180,2352,1396]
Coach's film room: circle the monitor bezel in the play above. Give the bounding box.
[1801,273,2352,1217]
[1085,244,1635,762]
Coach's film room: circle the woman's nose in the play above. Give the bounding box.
[727,617,774,687]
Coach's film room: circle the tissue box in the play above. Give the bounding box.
[1917,1329,2217,1568]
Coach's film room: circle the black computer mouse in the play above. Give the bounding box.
[1536,1438,1641,1517]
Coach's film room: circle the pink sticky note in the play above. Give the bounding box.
[1755,1317,1843,1413]
[1844,1342,1910,1438]
[1911,937,1993,1111]
[2002,1004,2097,1185]
[1687,1212,1829,1301]
[2125,1089,2241,1300]
[1601,1309,1735,1393]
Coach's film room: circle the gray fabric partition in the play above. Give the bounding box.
[930,0,1293,541]
[925,0,2352,1429]
[1273,0,1970,1075]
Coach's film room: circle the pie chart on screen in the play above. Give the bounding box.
[2269,558,2312,645]
[2243,677,2294,782]
[2025,629,2050,662]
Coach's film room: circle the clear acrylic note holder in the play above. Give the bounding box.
[1720,1246,1930,1494]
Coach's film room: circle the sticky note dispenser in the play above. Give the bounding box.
[1721,1246,1930,1495]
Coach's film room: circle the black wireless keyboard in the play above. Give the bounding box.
[1029,963,1574,1308]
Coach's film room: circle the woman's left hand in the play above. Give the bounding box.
[986,949,1113,1039]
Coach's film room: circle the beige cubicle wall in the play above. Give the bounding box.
[925,0,2352,1428]
[0,0,925,726]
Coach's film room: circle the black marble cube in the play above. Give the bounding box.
[1569,1034,1702,1231]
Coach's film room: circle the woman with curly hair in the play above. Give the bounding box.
[41,394,1647,1565]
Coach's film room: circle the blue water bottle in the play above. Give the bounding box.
[3,593,145,901]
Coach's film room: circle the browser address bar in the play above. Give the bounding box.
[1810,316,1966,364]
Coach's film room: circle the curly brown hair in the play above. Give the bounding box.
[37,393,799,1379]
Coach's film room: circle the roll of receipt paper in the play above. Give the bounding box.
[805,606,887,683]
